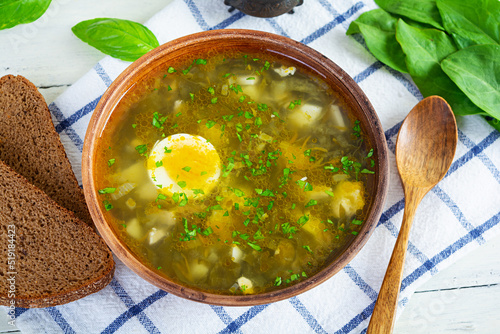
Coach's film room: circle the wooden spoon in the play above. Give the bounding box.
[367,96,458,333]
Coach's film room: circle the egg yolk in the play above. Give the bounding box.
[147,134,221,198]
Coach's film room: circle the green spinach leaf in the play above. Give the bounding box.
[0,0,52,30]
[347,9,408,73]
[441,44,500,119]
[72,18,159,62]
[436,0,500,49]
[396,19,482,115]
[375,0,444,30]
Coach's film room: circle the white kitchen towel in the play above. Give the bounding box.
[5,0,500,333]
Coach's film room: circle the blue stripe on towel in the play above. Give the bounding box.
[210,305,243,334]
[289,296,328,334]
[109,279,163,334]
[46,307,76,334]
[353,61,384,83]
[343,264,378,301]
[101,289,168,334]
[456,129,500,183]
[447,130,500,178]
[54,95,101,135]
[402,210,500,291]
[49,102,85,152]
[265,18,290,38]
[433,185,486,244]
[209,11,246,30]
[385,67,423,100]
[94,63,113,87]
[300,2,364,45]
[218,304,269,334]
[14,307,28,318]
[336,301,375,334]
[183,0,210,30]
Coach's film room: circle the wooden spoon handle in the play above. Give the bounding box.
[367,186,426,333]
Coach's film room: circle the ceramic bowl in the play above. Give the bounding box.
[82,29,389,306]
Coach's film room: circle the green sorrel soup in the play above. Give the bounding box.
[95,50,375,295]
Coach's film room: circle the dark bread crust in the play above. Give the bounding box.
[0,160,114,308]
[0,75,93,227]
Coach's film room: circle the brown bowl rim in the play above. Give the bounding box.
[82,29,390,306]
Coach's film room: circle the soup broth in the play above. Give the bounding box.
[95,50,375,295]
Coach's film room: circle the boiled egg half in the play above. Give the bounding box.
[147,134,221,199]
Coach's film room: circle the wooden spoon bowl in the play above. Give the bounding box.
[82,29,390,306]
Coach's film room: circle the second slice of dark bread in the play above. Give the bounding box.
[0,160,114,308]
[0,75,93,226]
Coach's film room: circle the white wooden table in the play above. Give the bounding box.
[1,1,499,333]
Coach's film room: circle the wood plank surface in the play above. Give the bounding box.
[1,0,499,333]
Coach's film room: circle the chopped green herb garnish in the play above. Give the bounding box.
[135,144,148,155]
[353,120,361,137]
[305,199,318,208]
[177,181,187,188]
[324,164,340,172]
[325,190,335,197]
[164,146,172,153]
[297,215,309,225]
[98,187,116,194]
[351,219,363,225]
[182,166,191,172]
[156,193,167,201]
[257,103,268,111]
[303,245,313,253]
[103,200,113,211]
[247,242,262,251]
[155,161,163,168]
[206,120,216,128]
[274,276,282,286]
[107,158,116,167]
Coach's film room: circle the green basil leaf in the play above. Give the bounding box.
[72,18,159,62]
[375,0,444,30]
[436,0,500,49]
[441,44,500,119]
[0,0,52,30]
[347,9,408,73]
[396,19,482,115]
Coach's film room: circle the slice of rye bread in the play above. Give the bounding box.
[0,75,93,226]
[0,160,114,308]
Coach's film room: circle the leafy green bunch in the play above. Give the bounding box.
[347,0,500,131]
